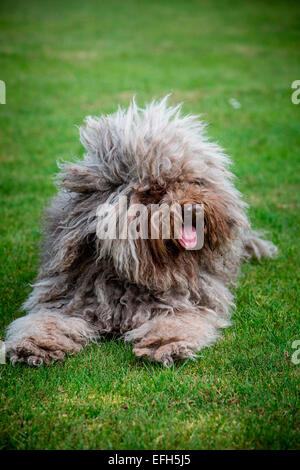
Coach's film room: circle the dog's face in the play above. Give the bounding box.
[62,97,248,292]
[95,170,236,292]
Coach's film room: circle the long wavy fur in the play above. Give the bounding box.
[5,96,277,366]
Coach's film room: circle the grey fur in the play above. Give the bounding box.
[5,97,277,366]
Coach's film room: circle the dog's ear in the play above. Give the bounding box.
[42,190,100,274]
[57,162,106,193]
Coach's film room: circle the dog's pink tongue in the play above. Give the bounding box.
[179,225,197,249]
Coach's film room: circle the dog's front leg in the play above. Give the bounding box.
[124,308,228,366]
[5,310,97,366]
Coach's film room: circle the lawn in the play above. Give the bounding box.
[0,0,299,450]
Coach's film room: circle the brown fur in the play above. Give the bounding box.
[5,97,277,366]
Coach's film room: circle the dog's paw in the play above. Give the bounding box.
[154,341,197,366]
[5,312,96,367]
[6,339,67,366]
[133,340,196,367]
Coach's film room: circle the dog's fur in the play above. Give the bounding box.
[5,97,277,366]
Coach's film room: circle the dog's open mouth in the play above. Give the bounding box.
[178,225,197,249]
[177,203,201,250]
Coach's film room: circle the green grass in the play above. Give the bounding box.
[0,0,299,450]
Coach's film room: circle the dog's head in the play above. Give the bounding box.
[58,97,248,291]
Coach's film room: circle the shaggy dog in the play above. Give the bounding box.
[5,97,277,366]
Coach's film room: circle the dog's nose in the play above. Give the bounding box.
[182,204,202,226]
[193,204,202,214]
[183,204,201,215]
